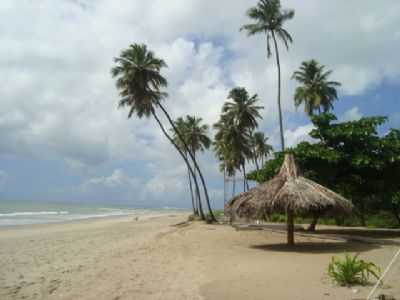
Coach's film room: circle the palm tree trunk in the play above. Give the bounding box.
[223,167,226,205]
[192,151,205,219]
[243,163,249,192]
[232,173,236,198]
[187,161,197,215]
[156,102,216,222]
[271,31,285,151]
[151,109,204,220]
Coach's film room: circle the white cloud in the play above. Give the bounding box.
[0,0,399,205]
[284,124,315,148]
[342,106,363,122]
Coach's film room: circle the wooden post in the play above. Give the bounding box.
[287,209,295,246]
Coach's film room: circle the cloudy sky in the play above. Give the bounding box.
[0,0,399,208]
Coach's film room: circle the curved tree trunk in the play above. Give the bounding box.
[271,32,285,151]
[187,161,197,215]
[151,110,204,220]
[192,153,205,219]
[232,173,236,198]
[156,102,216,222]
[242,163,249,192]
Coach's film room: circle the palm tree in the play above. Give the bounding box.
[185,116,211,217]
[292,59,341,116]
[241,0,294,151]
[251,131,273,168]
[222,87,263,191]
[214,119,253,193]
[171,116,211,219]
[223,88,263,130]
[111,44,206,219]
[172,117,200,218]
[214,88,262,193]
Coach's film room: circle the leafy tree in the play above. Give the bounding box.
[248,113,400,227]
[241,0,294,151]
[292,59,341,116]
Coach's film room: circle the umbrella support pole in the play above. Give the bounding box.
[287,210,295,246]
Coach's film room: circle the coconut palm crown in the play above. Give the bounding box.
[292,59,341,116]
[111,44,168,118]
[223,87,263,131]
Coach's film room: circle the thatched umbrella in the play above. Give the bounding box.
[225,154,352,245]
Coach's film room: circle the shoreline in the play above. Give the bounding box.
[0,210,189,231]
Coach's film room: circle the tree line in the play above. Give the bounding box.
[110,0,399,226]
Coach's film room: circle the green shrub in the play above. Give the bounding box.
[328,254,381,286]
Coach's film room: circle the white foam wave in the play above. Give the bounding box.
[0,211,69,217]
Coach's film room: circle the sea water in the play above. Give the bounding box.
[0,201,185,227]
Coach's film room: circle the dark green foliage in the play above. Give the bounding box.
[328,254,380,286]
[248,113,400,227]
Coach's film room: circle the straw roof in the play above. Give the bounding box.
[226,154,352,220]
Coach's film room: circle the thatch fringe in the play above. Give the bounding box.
[226,154,352,221]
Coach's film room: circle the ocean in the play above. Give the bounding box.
[0,202,186,227]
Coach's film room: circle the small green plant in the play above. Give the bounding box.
[328,254,381,286]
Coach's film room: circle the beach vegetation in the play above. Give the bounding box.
[248,113,400,228]
[328,254,381,286]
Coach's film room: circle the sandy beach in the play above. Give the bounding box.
[0,214,399,300]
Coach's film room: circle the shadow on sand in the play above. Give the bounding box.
[250,241,381,254]
[313,228,400,239]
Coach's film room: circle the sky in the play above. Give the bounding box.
[0,0,399,209]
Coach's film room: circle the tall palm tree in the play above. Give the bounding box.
[292,59,341,116]
[241,0,294,151]
[214,119,253,193]
[214,88,262,193]
[111,44,207,219]
[223,88,263,130]
[185,116,211,216]
[172,117,200,218]
[171,116,211,219]
[223,87,263,191]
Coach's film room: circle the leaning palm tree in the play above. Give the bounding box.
[172,117,201,218]
[185,116,211,217]
[292,59,341,116]
[241,0,294,151]
[111,44,212,219]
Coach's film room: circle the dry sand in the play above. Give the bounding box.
[0,214,399,300]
